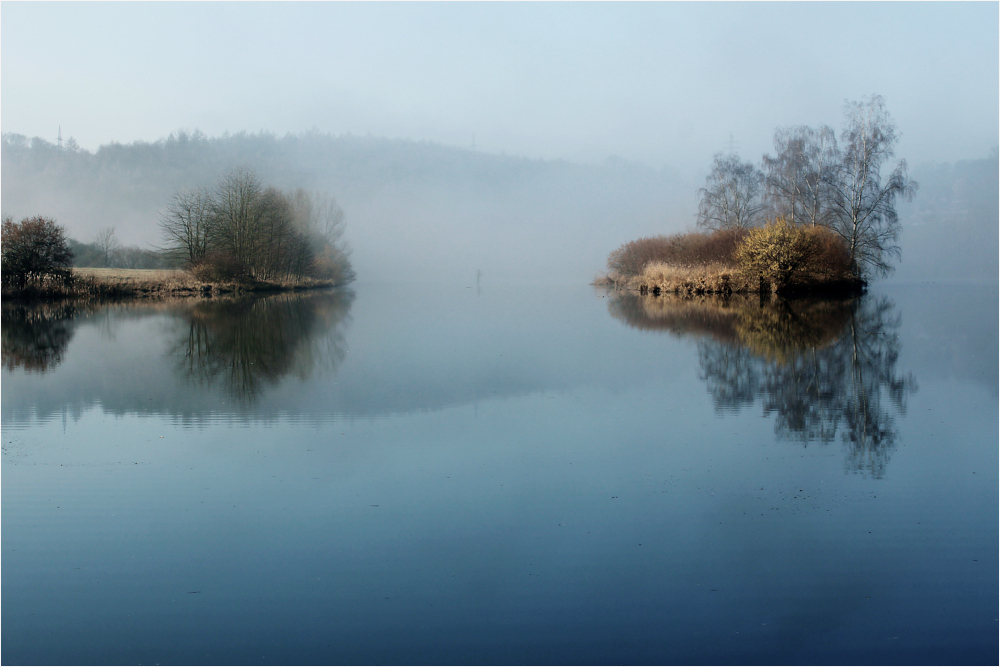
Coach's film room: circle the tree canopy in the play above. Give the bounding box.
[700,95,916,280]
[159,168,354,284]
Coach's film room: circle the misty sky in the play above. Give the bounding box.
[2,2,997,169]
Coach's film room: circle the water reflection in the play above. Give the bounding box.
[166,290,353,403]
[609,291,917,477]
[1,301,81,373]
[2,290,353,413]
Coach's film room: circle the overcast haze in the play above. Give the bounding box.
[2,2,997,285]
[3,2,997,168]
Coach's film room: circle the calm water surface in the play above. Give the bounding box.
[2,282,997,665]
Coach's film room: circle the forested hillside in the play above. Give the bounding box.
[2,130,995,283]
[1,131,693,283]
[895,153,999,283]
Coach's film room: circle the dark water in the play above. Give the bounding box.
[2,283,997,665]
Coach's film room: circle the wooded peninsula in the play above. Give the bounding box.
[1,168,353,300]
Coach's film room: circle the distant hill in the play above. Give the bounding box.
[3,131,994,284]
[894,152,998,284]
[1,131,696,284]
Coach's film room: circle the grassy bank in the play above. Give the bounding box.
[2,268,340,301]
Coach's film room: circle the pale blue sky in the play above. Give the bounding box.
[2,2,997,168]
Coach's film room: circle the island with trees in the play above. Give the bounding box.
[1,168,353,300]
[598,95,916,296]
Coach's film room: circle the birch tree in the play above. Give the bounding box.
[697,153,764,231]
[763,125,838,227]
[825,96,916,278]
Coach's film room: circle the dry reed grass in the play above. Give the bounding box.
[628,261,755,295]
[2,268,337,301]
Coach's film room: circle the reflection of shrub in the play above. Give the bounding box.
[607,229,749,277]
[190,252,247,283]
[1,302,78,372]
[735,299,852,363]
[735,219,852,293]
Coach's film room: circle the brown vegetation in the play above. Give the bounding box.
[599,220,860,296]
[606,290,853,362]
[605,229,747,277]
[1,215,74,290]
[734,218,853,293]
[2,267,338,301]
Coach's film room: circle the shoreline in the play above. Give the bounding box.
[2,268,347,302]
[594,269,866,298]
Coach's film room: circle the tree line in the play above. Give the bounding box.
[697,95,916,279]
[1,167,354,294]
[159,168,353,284]
[69,227,170,270]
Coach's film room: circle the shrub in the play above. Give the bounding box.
[607,236,676,276]
[1,215,74,290]
[307,246,355,284]
[804,225,852,279]
[735,218,851,292]
[189,252,247,283]
[607,229,749,277]
[665,228,748,266]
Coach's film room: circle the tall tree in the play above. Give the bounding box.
[825,96,916,278]
[697,153,764,231]
[158,188,213,266]
[210,167,264,276]
[158,168,355,284]
[763,125,838,227]
[93,226,121,268]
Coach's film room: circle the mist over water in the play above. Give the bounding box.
[2,3,997,665]
[2,284,997,664]
[1,131,996,286]
[2,3,997,285]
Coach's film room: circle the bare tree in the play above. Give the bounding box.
[159,188,213,266]
[799,125,839,228]
[763,125,838,227]
[824,96,917,278]
[118,246,160,269]
[210,168,264,277]
[93,227,121,268]
[288,189,353,281]
[257,186,309,281]
[158,168,355,284]
[311,193,347,249]
[697,153,764,231]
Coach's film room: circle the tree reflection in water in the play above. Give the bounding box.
[168,290,353,403]
[2,301,81,373]
[609,291,916,477]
